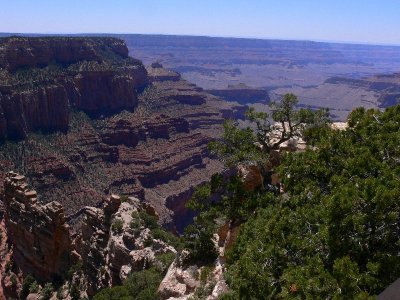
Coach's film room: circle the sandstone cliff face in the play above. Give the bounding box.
[0,37,148,140]
[2,171,72,281]
[0,83,70,139]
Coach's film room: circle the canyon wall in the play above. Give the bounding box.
[2,171,71,281]
[0,37,148,140]
[0,37,246,237]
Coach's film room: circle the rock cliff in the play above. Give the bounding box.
[0,37,148,140]
[0,173,176,298]
[2,171,71,281]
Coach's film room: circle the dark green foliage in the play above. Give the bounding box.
[209,93,330,167]
[70,283,80,300]
[152,228,183,250]
[94,268,163,300]
[29,280,39,294]
[183,215,219,265]
[125,268,163,300]
[137,210,182,250]
[92,286,131,300]
[208,120,261,168]
[155,252,176,274]
[224,105,400,299]
[41,283,54,300]
[111,219,124,234]
[120,195,129,202]
[130,218,142,229]
[67,261,83,280]
[9,274,17,287]
[20,275,36,299]
[139,211,158,230]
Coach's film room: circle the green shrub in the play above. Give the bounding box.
[41,283,54,300]
[130,218,141,229]
[183,217,218,265]
[155,252,176,273]
[139,211,158,230]
[125,267,162,300]
[152,228,183,250]
[94,267,163,300]
[29,280,39,293]
[70,283,80,300]
[20,275,35,299]
[9,274,17,287]
[143,238,153,248]
[120,195,129,202]
[67,261,83,279]
[93,286,131,300]
[111,219,124,234]
[223,105,400,298]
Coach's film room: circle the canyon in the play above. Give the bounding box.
[1,34,400,299]
[0,36,249,299]
[122,34,400,120]
[3,34,400,120]
[0,37,245,235]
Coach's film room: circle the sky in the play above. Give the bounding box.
[1,0,400,45]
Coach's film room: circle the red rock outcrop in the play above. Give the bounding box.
[2,171,72,281]
[0,37,148,140]
[237,163,264,191]
[0,84,70,139]
[0,174,176,297]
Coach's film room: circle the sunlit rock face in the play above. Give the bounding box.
[0,36,148,140]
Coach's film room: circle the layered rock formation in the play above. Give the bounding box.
[0,37,147,140]
[0,60,245,233]
[325,73,400,107]
[207,83,270,104]
[0,39,247,265]
[2,171,71,281]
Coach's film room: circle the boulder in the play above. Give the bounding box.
[237,163,263,191]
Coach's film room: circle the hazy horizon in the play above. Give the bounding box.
[1,0,400,46]
[2,32,400,48]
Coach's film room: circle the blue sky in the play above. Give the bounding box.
[1,0,399,45]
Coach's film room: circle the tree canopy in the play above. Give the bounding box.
[222,105,400,299]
